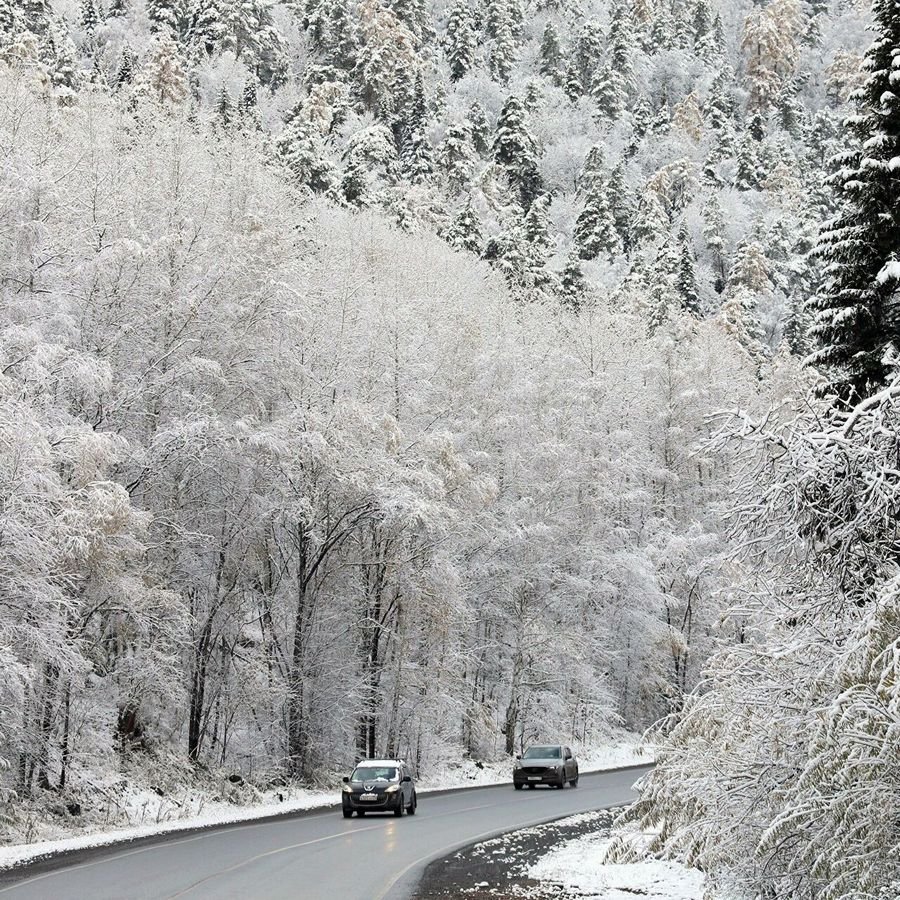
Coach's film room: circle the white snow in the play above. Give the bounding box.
[876,259,900,283]
[0,738,651,871]
[528,832,704,900]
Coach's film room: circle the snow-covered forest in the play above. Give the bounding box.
[0,0,898,894]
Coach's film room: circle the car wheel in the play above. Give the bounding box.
[558,773,566,788]
[356,810,366,817]
[570,771,579,787]
[342,808,353,818]
[514,783,523,790]
[394,797,404,817]
[407,792,417,815]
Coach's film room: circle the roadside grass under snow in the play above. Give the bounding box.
[528,827,704,900]
[0,737,651,871]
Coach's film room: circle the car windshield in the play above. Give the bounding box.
[523,746,560,759]
[351,766,397,781]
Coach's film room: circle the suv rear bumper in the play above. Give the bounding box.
[513,770,565,786]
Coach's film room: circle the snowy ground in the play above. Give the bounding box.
[528,824,704,900]
[0,737,650,871]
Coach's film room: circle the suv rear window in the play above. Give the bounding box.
[523,746,560,758]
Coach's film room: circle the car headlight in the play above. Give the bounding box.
[385,784,400,793]
[547,765,558,771]
[342,784,353,793]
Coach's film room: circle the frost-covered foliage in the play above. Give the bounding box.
[0,0,871,352]
[626,375,900,899]
[0,66,770,840]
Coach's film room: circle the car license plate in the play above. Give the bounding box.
[528,776,540,781]
[360,793,377,801]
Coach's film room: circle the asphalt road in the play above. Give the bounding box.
[0,764,651,900]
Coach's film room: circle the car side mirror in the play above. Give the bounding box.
[515,753,521,760]
[342,776,350,783]
[566,753,572,759]
[402,775,411,783]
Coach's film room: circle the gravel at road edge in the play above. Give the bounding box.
[412,807,618,899]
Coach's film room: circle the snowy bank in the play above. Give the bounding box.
[528,828,703,900]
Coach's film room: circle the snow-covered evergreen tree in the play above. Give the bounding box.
[809,0,900,399]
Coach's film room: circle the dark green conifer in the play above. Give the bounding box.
[809,0,900,398]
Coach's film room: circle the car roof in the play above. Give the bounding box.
[354,759,405,766]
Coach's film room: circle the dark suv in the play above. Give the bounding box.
[341,759,417,817]
[513,744,579,789]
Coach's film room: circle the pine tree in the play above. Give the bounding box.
[651,90,671,134]
[493,94,543,208]
[48,26,82,99]
[223,0,289,87]
[215,85,235,129]
[277,110,336,193]
[649,0,674,51]
[734,133,762,191]
[701,196,727,292]
[647,239,681,333]
[809,0,900,397]
[574,177,621,260]
[446,0,476,82]
[592,62,623,119]
[607,162,634,250]
[23,0,52,35]
[676,223,701,315]
[81,0,101,32]
[147,0,182,35]
[468,101,490,156]
[577,144,605,196]
[564,63,582,102]
[631,191,669,246]
[116,44,136,88]
[609,19,634,102]
[692,0,711,44]
[238,79,260,128]
[189,0,226,56]
[489,24,517,83]
[107,0,128,18]
[631,95,653,139]
[572,21,603,94]
[0,0,20,36]
[539,22,563,85]
[391,0,427,44]
[782,293,811,356]
[398,70,433,182]
[438,123,475,191]
[559,253,588,312]
[325,0,358,70]
[523,193,553,262]
[444,199,483,253]
[704,68,735,131]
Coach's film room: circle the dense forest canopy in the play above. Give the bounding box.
[1,0,900,896]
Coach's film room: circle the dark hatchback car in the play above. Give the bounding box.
[342,759,418,817]
[513,744,579,789]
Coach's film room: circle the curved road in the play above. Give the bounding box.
[0,765,650,900]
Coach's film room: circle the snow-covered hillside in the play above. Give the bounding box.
[2,1,900,897]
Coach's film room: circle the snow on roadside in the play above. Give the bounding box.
[415,738,652,792]
[528,830,704,900]
[0,737,651,871]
